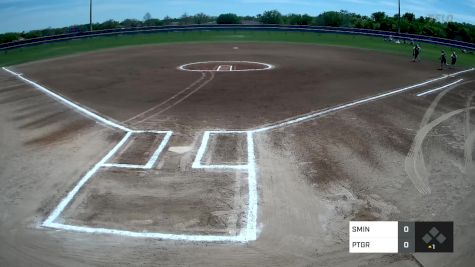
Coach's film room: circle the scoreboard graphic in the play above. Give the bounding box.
[349,221,453,253]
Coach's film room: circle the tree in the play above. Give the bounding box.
[121,19,142,28]
[162,15,173,25]
[99,19,120,30]
[287,14,313,25]
[144,19,162,26]
[2,10,475,45]
[445,22,457,39]
[372,12,387,23]
[315,11,342,27]
[259,10,283,24]
[217,13,240,24]
[143,12,152,21]
[0,32,20,43]
[193,13,211,24]
[179,13,192,25]
[402,12,415,22]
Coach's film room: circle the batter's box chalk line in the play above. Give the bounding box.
[42,130,258,242]
[102,130,173,169]
[2,66,473,242]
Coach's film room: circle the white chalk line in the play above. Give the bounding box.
[178,61,274,72]
[103,131,172,169]
[43,132,133,226]
[43,222,244,242]
[253,68,475,133]
[216,65,233,72]
[191,130,257,242]
[2,67,257,242]
[3,66,473,242]
[417,79,464,97]
[2,67,131,132]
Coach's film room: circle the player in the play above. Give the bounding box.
[450,51,457,68]
[439,50,447,70]
[412,44,421,62]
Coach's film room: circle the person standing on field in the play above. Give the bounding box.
[412,44,421,62]
[450,51,457,68]
[439,50,447,70]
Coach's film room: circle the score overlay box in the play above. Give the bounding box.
[349,221,398,253]
[349,221,453,253]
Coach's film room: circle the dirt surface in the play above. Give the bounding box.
[204,133,248,165]
[0,42,474,266]
[13,43,448,131]
[62,169,246,235]
[108,132,165,165]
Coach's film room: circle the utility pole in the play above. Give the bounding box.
[89,0,93,31]
[398,0,401,34]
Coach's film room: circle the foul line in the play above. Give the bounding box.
[417,79,464,97]
[2,67,131,132]
[252,68,475,132]
[3,65,473,243]
[2,66,257,242]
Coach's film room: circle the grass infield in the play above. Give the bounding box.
[1,30,474,67]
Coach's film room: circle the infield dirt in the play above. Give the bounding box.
[0,42,474,266]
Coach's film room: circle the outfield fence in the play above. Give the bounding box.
[1,24,474,51]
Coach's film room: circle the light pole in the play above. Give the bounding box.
[89,0,93,31]
[398,0,401,34]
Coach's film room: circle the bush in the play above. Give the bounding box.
[259,10,283,24]
[0,33,20,43]
[217,13,240,24]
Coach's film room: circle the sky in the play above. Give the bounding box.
[0,0,474,33]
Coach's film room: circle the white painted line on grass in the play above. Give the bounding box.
[417,79,464,97]
[2,67,131,132]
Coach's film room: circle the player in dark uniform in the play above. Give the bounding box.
[412,44,421,62]
[450,51,457,68]
[439,50,447,70]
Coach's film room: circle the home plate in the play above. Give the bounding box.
[169,146,192,154]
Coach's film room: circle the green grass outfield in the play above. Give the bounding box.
[1,30,474,67]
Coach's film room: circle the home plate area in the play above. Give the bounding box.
[57,130,253,238]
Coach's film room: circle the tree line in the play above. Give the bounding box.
[1,10,474,45]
